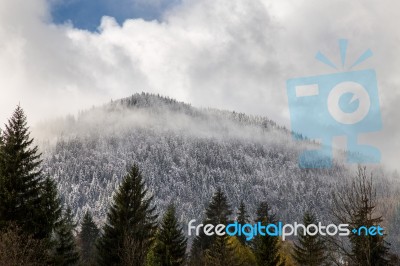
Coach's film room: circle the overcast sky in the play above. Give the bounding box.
[0,0,399,170]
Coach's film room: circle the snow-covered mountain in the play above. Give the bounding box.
[34,93,399,246]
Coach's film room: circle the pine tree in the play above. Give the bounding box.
[53,207,80,265]
[97,164,158,266]
[190,187,232,265]
[237,200,250,245]
[292,212,327,266]
[78,211,99,265]
[0,106,60,240]
[153,204,187,266]
[252,201,285,266]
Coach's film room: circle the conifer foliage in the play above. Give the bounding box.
[205,234,239,266]
[53,207,80,265]
[0,106,56,238]
[153,204,187,266]
[237,200,250,245]
[292,211,327,266]
[190,187,232,265]
[252,201,285,266]
[78,211,99,265]
[39,176,63,240]
[97,164,158,266]
[204,187,233,225]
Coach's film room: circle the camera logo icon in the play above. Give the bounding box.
[287,40,382,168]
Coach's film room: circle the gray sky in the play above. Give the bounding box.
[0,0,399,170]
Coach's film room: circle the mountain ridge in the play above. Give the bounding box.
[35,93,400,250]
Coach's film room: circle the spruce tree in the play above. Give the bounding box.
[38,176,62,239]
[153,204,187,266]
[190,187,232,265]
[0,106,60,240]
[252,201,285,266]
[0,128,3,162]
[78,211,99,265]
[204,187,232,225]
[205,235,240,266]
[53,207,80,266]
[237,200,250,245]
[292,212,326,266]
[97,164,157,266]
[0,106,42,234]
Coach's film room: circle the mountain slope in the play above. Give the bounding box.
[36,93,398,241]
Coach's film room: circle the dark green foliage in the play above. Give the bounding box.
[53,207,80,266]
[0,106,42,235]
[190,187,232,265]
[97,164,158,266]
[153,204,187,266]
[292,212,326,266]
[237,200,250,245]
[204,187,233,225]
[78,211,99,265]
[205,235,240,266]
[0,106,61,241]
[252,201,285,266]
[38,176,63,239]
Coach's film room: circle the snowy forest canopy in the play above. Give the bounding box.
[34,93,400,251]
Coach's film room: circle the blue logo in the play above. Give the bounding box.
[287,39,382,168]
[352,225,384,236]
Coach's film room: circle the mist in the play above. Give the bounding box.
[0,0,399,170]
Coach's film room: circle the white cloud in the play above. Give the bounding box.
[0,0,399,170]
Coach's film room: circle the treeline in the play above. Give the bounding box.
[0,106,399,265]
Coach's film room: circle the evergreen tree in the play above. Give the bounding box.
[0,106,61,241]
[190,187,232,265]
[53,207,80,266]
[292,212,327,266]
[153,204,187,266]
[252,201,285,266]
[0,128,3,162]
[205,235,240,266]
[0,106,42,235]
[78,211,99,265]
[237,200,250,245]
[332,166,391,265]
[204,187,232,225]
[38,176,62,239]
[97,164,157,266]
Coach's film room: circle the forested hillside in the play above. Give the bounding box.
[36,93,400,248]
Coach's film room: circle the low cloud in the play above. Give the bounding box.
[0,0,399,170]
